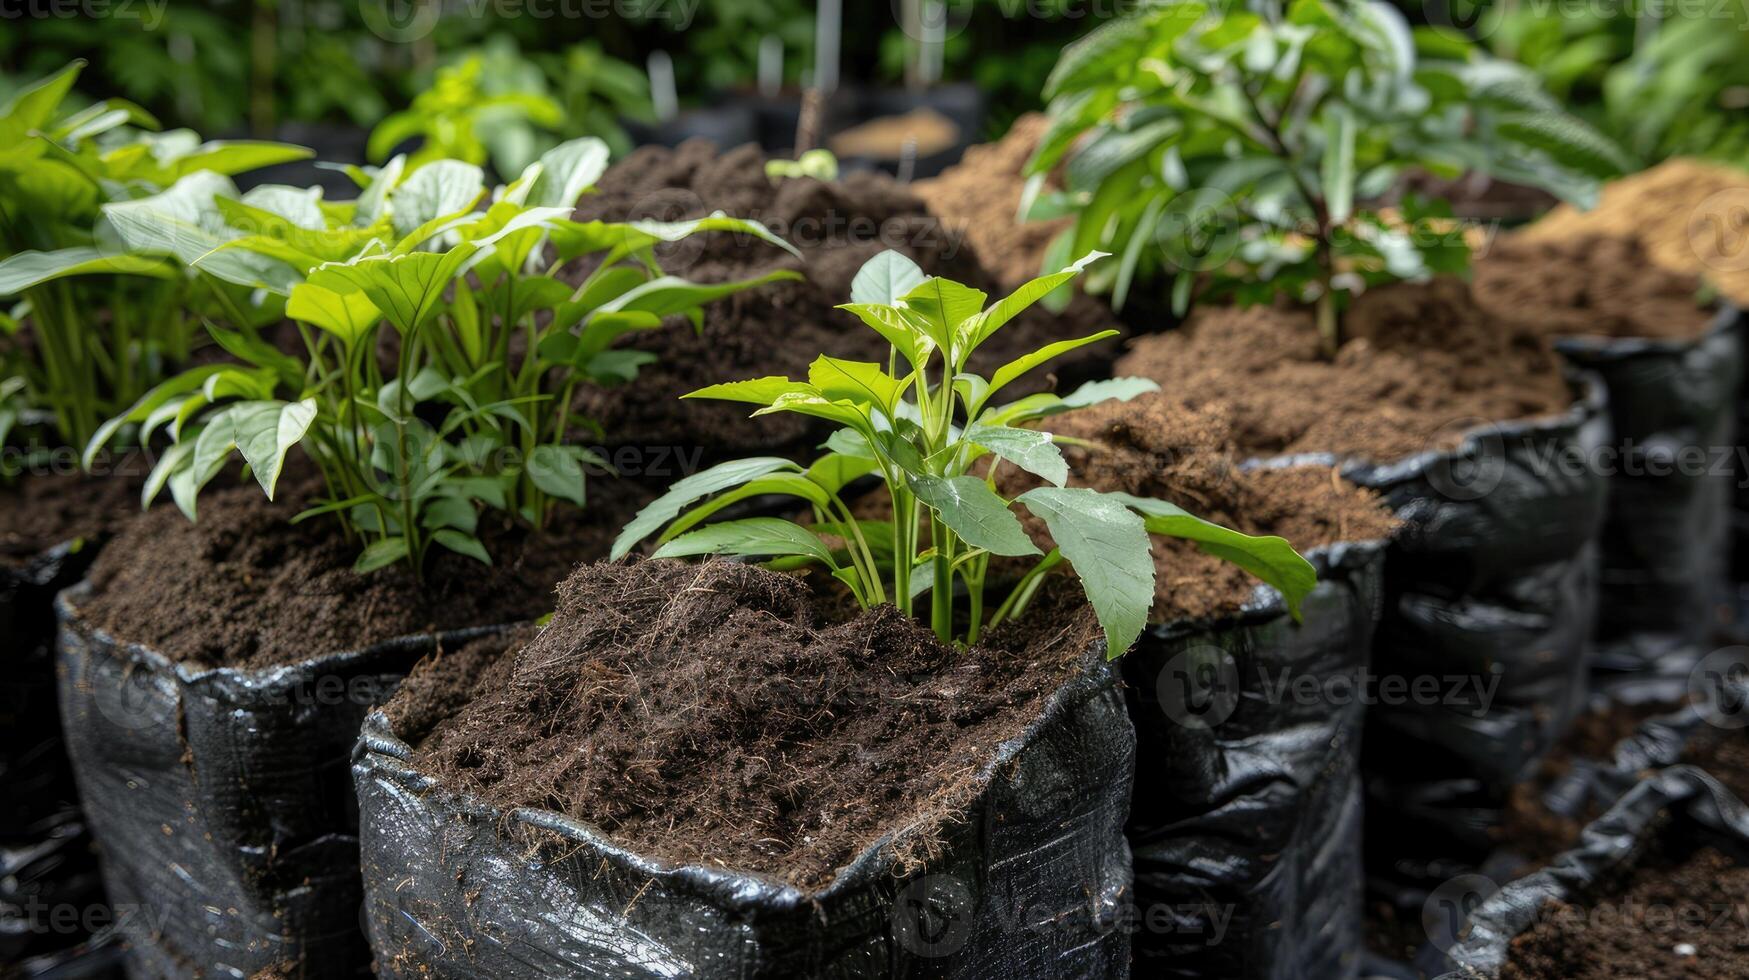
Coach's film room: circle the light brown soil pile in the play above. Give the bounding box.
[1116,278,1572,462]
[912,113,1067,290]
[1475,233,1716,341]
[1522,158,1749,307]
[829,107,960,159]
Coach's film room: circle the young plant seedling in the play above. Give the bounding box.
[1026,0,1631,356]
[87,138,799,577]
[613,249,1317,658]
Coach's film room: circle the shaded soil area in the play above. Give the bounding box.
[1475,234,1716,341]
[395,558,1098,889]
[565,140,1119,461]
[1365,898,1431,964]
[1682,730,1749,804]
[1523,158,1749,308]
[1032,393,1399,621]
[77,475,655,670]
[1495,699,1683,870]
[0,458,150,567]
[912,113,1065,291]
[1114,277,1572,463]
[1502,843,1749,979]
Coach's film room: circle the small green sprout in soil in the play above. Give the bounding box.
[614,249,1316,658]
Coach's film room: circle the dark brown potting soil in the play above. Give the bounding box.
[0,458,149,567]
[77,476,654,670]
[565,140,1119,458]
[396,558,1099,890]
[912,113,1066,291]
[1475,234,1716,341]
[1037,393,1400,621]
[1115,277,1572,463]
[1501,844,1749,979]
[1495,699,1683,869]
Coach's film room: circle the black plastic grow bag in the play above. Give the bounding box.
[3,540,120,975]
[1421,765,1749,978]
[53,582,507,980]
[1552,308,1744,679]
[1338,377,1612,873]
[1122,537,1389,980]
[352,646,1135,979]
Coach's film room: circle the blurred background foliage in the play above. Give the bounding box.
[2,0,1745,168]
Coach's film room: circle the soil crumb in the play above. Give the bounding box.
[1475,234,1716,341]
[1115,277,1572,462]
[1522,158,1749,307]
[829,107,959,160]
[1502,845,1749,979]
[1035,393,1399,621]
[398,558,1098,889]
[77,476,654,670]
[565,140,1119,460]
[912,113,1065,290]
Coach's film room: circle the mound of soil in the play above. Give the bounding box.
[1523,158,1749,308]
[1501,844,1749,979]
[77,476,654,670]
[912,113,1066,291]
[1115,277,1572,462]
[0,458,150,567]
[1036,393,1399,621]
[565,140,1119,460]
[1475,234,1716,341]
[394,558,1099,889]
[1495,699,1684,870]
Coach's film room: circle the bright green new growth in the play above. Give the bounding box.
[613,249,1317,658]
[0,60,312,448]
[1026,0,1632,357]
[87,137,798,578]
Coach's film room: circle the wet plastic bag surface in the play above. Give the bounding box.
[352,649,1136,980]
[54,582,503,980]
[1122,538,1388,980]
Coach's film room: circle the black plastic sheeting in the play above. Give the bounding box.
[1553,309,1743,680]
[1121,537,1389,980]
[1422,766,1749,978]
[53,582,505,980]
[352,647,1136,979]
[1336,377,1612,876]
[3,542,124,978]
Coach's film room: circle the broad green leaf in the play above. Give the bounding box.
[1114,492,1319,621]
[0,247,175,295]
[0,62,81,144]
[966,424,1068,487]
[522,137,610,208]
[354,537,410,574]
[836,302,932,369]
[600,270,803,319]
[685,376,815,407]
[1019,486,1155,658]
[976,331,1122,412]
[850,250,927,304]
[84,365,231,467]
[899,277,988,355]
[909,474,1039,557]
[286,281,381,346]
[192,399,318,500]
[806,453,881,495]
[957,250,1109,356]
[750,391,873,433]
[611,456,804,559]
[526,444,587,507]
[1321,104,1356,225]
[171,141,314,179]
[311,245,479,334]
[432,529,491,565]
[808,356,906,413]
[659,474,832,542]
[651,517,836,566]
[390,160,486,238]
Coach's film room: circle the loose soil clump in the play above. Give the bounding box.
[77,476,653,670]
[1501,843,1749,979]
[912,113,1065,291]
[565,140,1118,459]
[1522,158,1749,308]
[1036,393,1399,621]
[1475,234,1716,341]
[394,558,1099,890]
[1116,277,1571,462]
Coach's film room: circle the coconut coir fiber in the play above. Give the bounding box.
[1475,233,1716,341]
[394,558,1099,890]
[1116,277,1571,462]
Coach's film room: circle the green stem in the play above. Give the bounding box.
[930,515,953,643]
